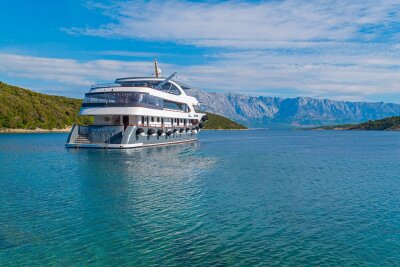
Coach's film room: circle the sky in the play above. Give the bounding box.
[1,0,400,102]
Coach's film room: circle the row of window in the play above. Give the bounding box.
[140,116,192,125]
[83,92,189,112]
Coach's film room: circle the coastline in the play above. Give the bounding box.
[0,127,248,133]
[311,127,400,131]
[0,127,71,134]
[203,128,248,131]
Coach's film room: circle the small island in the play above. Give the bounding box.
[0,82,246,133]
[314,116,400,131]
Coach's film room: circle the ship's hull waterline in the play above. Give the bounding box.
[66,124,200,149]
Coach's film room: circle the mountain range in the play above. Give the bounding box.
[1,81,399,130]
[186,88,400,128]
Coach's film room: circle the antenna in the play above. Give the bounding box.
[154,57,161,77]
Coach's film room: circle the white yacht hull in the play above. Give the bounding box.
[65,124,199,149]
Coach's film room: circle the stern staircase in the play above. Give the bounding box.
[74,134,91,144]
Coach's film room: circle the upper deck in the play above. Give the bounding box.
[90,77,192,96]
[81,76,200,116]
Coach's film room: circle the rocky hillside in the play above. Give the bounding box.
[187,88,400,128]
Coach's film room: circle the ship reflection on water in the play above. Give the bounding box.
[65,142,217,264]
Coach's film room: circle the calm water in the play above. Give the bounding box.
[1,130,400,266]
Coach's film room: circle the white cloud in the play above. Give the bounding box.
[49,0,400,102]
[67,0,400,48]
[0,53,157,86]
[1,51,399,102]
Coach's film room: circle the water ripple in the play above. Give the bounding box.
[1,131,400,265]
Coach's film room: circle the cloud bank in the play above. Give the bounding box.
[68,0,400,48]
[1,50,399,101]
[2,0,400,102]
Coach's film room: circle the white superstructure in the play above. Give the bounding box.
[66,59,207,149]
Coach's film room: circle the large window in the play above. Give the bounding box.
[83,92,189,112]
[119,81,181,95]
[84,92,149,105]
[164,100,188,112]
[159,83,181,95]
[148,95,163,107]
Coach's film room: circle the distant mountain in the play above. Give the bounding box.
[186,88,400,128]
[2,81,398,131]
[314,116,400,131]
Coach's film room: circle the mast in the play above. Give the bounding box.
[154,57,160,77]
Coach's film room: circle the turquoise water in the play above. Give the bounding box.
[1,131,400,266]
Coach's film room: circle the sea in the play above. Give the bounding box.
[1,130,400,266]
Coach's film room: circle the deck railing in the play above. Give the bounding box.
[78,126,89,135]
[90,83,121,91]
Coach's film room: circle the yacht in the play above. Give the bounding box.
[66,59,208,149]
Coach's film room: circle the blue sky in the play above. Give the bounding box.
[1,0,400,102]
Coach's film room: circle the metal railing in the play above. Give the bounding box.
[90,83,121,91]
[78,126,89,135]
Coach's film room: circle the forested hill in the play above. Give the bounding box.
[315,116,400,131]
[203,112,246,130]
[0,82,91,129]
[0,82,245,130]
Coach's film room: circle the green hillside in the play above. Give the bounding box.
[203,112,247,130]
[0,82,246,130]
[316,116,400,131]
[0,82,92,129]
